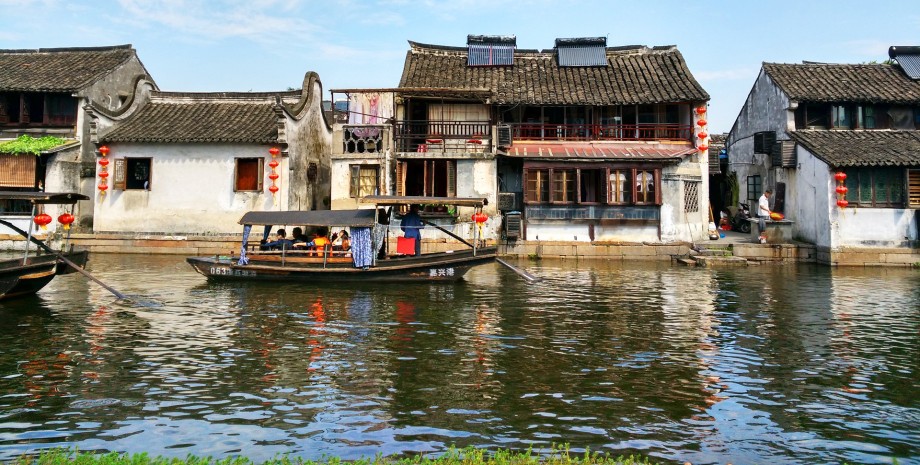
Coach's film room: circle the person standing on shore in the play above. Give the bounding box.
[758,189,773,241]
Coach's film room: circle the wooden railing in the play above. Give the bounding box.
[509,123,693,142]
[394,120,492,153]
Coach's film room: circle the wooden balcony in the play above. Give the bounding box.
[509,123,693,142]
[394,120,492,154]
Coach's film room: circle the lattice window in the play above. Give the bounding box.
[343,126,382,153]
[684,181,700,213]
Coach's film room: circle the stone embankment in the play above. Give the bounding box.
[1,233,916,266]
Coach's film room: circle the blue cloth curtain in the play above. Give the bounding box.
[351,227,373,268]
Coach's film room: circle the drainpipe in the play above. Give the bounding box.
[384,148,392,195]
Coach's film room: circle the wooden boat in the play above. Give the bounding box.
[188,196,496,283]
[0,191,90,301]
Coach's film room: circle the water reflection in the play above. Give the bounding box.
[0,255,917,464]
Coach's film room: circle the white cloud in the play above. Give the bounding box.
[115,0,320,43]
[844,39,893,57]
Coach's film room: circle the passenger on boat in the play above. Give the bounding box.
[296,228,330,255]
[261,229,294,250]
[291,227,309,246]
[401,204,423,256]
[332,230,351,252]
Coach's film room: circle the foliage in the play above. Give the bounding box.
[0,135,69,155]
[14,446,658,465]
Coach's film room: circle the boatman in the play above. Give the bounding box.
[401,204,423,256]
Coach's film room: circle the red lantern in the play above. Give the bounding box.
[99,171,109,178]
[269,185,279,194]
[472,212,488,224]
[98,158,109,167]
[695,106,707,116]
[835,185,848,195]
[699,144,709,152]
[34,213,52,230]
[98,145,110,156]
[268,160,279,168]
[837,199,849,208]
[269,147,280,157]
[697,131,708,140]
[696,119,707,127]
[268,173,279,181]
[834,172,847,182]
[98,183,108,192]
[58,213,75,230]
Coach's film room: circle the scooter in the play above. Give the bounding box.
[732,202,752,233]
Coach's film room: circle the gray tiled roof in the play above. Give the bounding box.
[399,42,709,105]
[790,130,920,167]
[763,62,920,104]
[101,93,283,143]
[0,45,138,92]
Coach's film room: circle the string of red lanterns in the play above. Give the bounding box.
[696,106,708,153]
[268,147,280,195]
[98,145,110,196]
[834,171,848,208]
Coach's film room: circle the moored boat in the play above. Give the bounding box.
[187,196,496,283]
[0,191,90,300]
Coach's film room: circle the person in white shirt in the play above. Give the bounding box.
[758,189,773,236]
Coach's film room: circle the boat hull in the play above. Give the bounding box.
[0,250,90,300]
[187,247,497,283]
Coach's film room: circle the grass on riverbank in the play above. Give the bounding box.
[14,446,659,465]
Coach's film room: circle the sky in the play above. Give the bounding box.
[2,0,918,133]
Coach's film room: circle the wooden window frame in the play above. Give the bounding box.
[550,168,576,204]
[524,168,550,204]
[114,157,152,190]
[233,157,264,192]
[634,169,660,205]
[606,168,632,205]
[844,167,908,208]
[349,164,380,198]
[747,175,762,204]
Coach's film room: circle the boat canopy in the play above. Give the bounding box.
[360,195,488,208]
[0,191,89,204]
[239,209,377,227]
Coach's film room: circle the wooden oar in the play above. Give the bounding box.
[420,219,474,247]
[496,258,540,283]
[0,219,126,300]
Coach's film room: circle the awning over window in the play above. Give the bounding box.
[0,154,36,188]
[503,143,696,161]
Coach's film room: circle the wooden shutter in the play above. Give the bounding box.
[395,161,406,196]
[908,169,920,207]
[446,160,456,197]
[774,182,786,213]
[113,159,127,190]
[0,154,36,188]
[654,169,662,205]
[257,158,264,191]
[350,165,360,197]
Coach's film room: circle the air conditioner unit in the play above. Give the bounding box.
[497,124,512,148]
[504,212,522,239]
[497,192,517,211]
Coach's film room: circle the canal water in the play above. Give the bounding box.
[0,254,917,465]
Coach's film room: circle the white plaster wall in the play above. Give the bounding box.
[330,157,383,210]
[726,69,793,207]
[835,207,918,246]
[93,143,287,234]
[792,148,829,246]
[457,159,497,217]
